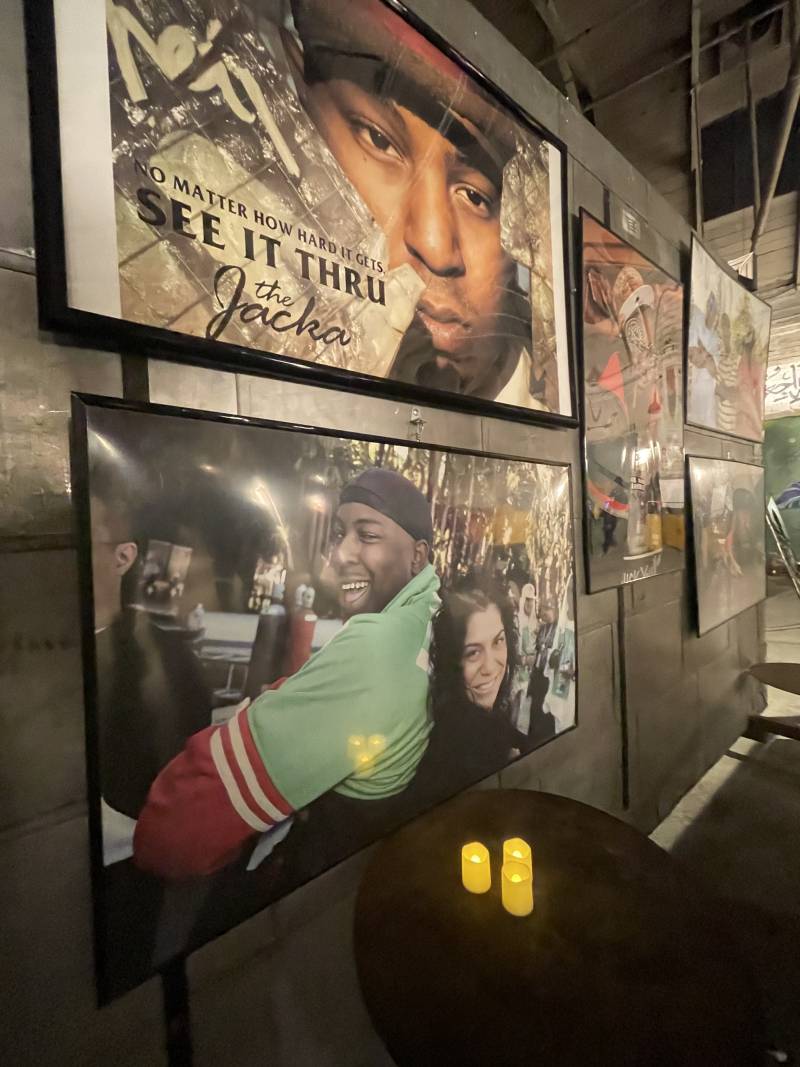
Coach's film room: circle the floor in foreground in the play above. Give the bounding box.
[651,584,800,1061]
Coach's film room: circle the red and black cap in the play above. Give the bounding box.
[290,0,518,183]
[340,467,433,546]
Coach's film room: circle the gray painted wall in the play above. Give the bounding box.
[0,0,764,1063]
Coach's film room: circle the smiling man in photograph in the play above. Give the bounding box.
[133,467,440,880]
[284,0,538,406]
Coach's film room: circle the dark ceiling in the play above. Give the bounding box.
[472,0,800,364]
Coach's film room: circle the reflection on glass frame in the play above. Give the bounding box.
[686,237,771,443]
[27,0,574,424]
[687,456,766,636]
[71,393,578,1001]
[766,498,800,598]
[579,210,685,593]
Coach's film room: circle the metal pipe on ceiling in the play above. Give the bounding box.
[580,0,788,113]
[751,36,800,252]
[690,0,704,236]
[745,24,762,221]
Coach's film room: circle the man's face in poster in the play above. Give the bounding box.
[303,79,512,387]
[330,503,427,618]
[287,0,521,396]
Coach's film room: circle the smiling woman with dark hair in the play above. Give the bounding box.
[430,583,519,720]
[410,581,526,804]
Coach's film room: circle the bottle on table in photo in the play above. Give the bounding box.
[282,584,318,678]
[245,581,289,699]
[187,603,205,632]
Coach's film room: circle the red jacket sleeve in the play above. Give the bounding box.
[133,703,293,881]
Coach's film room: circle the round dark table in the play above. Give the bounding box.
[354,790,764,1067]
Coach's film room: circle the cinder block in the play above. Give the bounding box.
[0,0,33,252]
[0,815,165,1067]
[148,359,238,414]
[237,373,484,454]
[0,270,122,540]
[480,417,577,465]
[628,674,703,820]
[576,586,618,633]
[629,569,684,615]
[0,548,86,831]
[683,620,731,674]
[624,600,683,706]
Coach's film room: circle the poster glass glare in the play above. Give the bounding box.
[32,0,572,422]
[686,237,771,443]
[688,457,766,635]
[72,394,578,999]
[580,211,685,592]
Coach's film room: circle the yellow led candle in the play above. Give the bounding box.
[501,861,534,917]
[503,837,532,875]
[461,842,491,894]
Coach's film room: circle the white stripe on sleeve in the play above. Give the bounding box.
[210,728,270,832]
[228,711,287,825]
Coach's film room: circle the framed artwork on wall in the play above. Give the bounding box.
[579,210,685,593]
[687,456,766,636]
[686,237,772,443]
[71,392,578,1000]
[26,0,574,425]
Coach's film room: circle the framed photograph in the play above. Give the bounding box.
[27,0,573,425]
[687,457,766,635]
[686,237,772,443]
[71,392,578,1000]
[579,210,685,592]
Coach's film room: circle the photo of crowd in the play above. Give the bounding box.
[687,238,771,443]
[688,457,766,635]
[76,396,576,997]
[580,212,685,591]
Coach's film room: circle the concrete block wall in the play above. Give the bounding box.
[0,0,763,1063]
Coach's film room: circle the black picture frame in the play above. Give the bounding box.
[71,390,580,1003]
[25,0,576,429]
[686,454,766,636]
[684,235,772,445]
[577,207,686,595]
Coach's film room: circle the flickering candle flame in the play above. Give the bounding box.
[461,842,491,894]
[503,837,532,875]
[501,860,534,917]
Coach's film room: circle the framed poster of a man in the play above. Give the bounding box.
[579,211,685,592]
[27,0,573,424]
[686,238,771,443]
[71,392,578,1000]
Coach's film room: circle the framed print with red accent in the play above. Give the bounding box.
[579,210,685,593]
